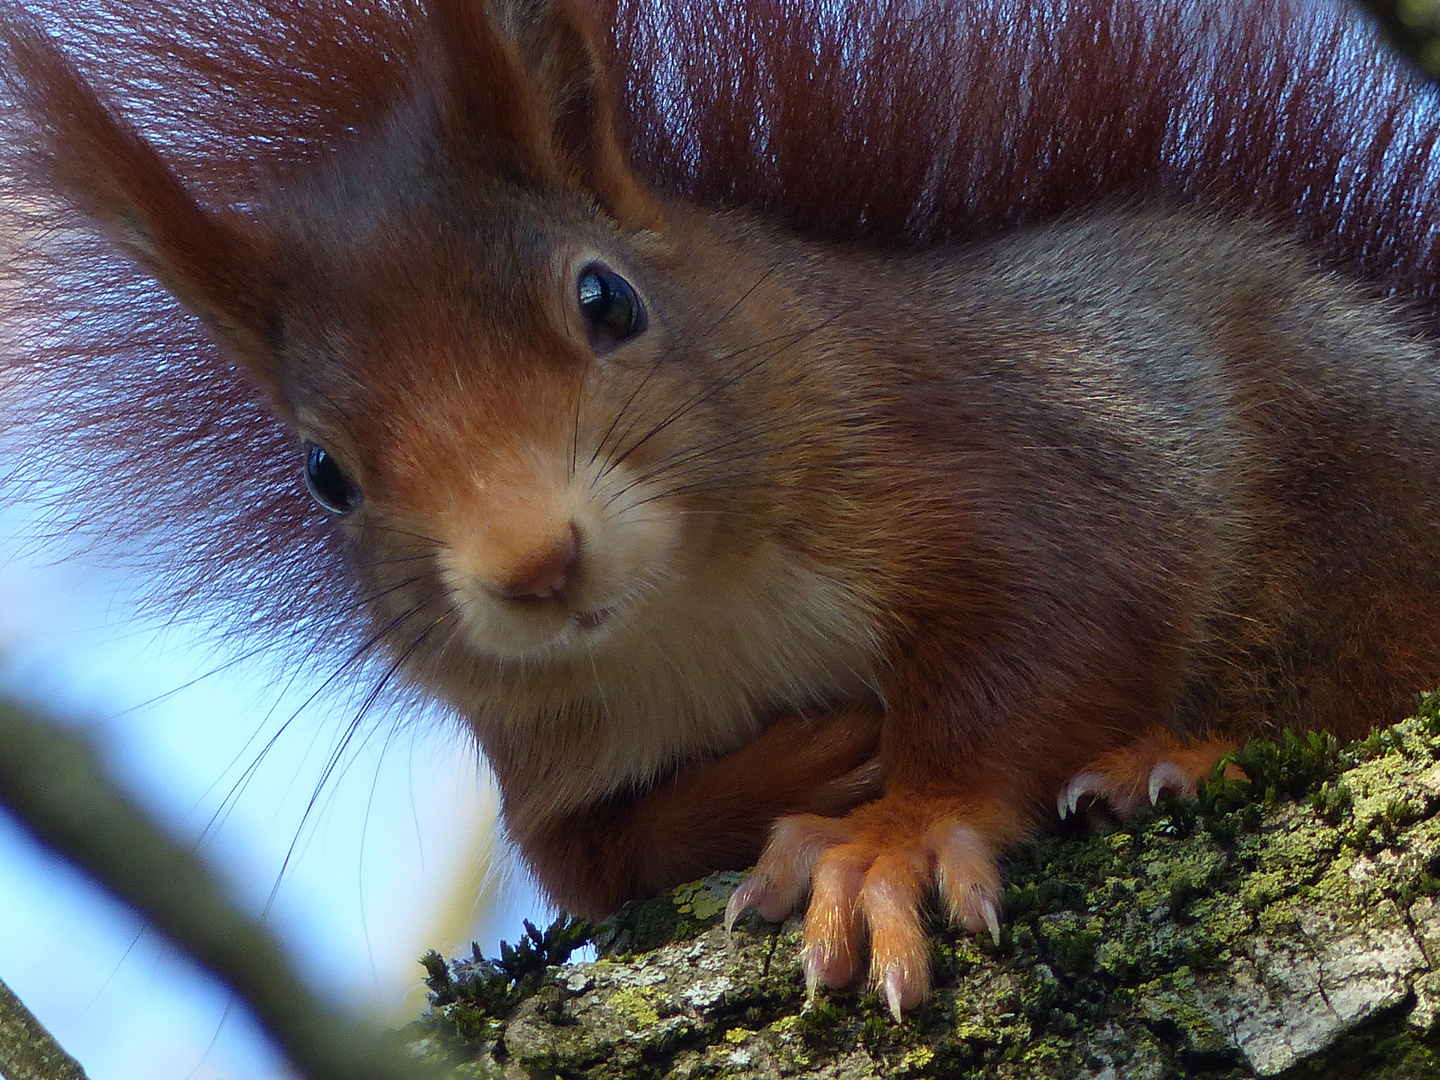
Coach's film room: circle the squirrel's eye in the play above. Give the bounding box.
[577,264,645,346]
[303,442,362,515]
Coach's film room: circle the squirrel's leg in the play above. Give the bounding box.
[1056,731,1241,821]
[515,706,884,919]
[726,787,1032,1020]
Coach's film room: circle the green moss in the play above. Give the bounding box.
[607,986,660,1029]
[1311,779,1355,823]
[792,998,849,1055]
[670,877,732,921]
[595,872,744,957]
[421,916,593,1029]
[1228,729,1343,804]
[1415,691,1440,740]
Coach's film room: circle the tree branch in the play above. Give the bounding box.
[0,975,89,1080]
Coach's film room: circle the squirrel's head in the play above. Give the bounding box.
[0,0,826,679]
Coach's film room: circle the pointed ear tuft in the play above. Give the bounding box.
[522,0,663,230]
[0,16,279,385]
[422,0,567,186]
[423,0,662,230]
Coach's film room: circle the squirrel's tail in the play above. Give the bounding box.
[615,0,1440,305]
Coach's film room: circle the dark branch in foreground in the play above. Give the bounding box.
[0,700,444,1080]
[1358,0,1440,75]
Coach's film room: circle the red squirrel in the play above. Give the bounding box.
[4,0,1440,1020]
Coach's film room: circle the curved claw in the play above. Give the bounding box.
[882,966,907,1023]
[1148,760,1192,805]
[1064,733,1239,823]
[727,815,846,933]
[1057,771,1107,819]
[979,890,1002,945]
[723,871,794,931]
[724,877,760,933]
[803,948,824,1000]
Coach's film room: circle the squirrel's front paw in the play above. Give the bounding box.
[726,795,1009,1019]
[1057,731,1240,821]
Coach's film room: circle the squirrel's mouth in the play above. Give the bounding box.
[575,607,611,631]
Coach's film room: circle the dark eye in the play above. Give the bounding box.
[303,441,362,515]
[577,264,645,346]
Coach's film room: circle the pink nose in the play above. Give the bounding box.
[491,522,580,600]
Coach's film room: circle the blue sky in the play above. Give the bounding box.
[0,511,547,1080]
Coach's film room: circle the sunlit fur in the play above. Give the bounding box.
[7,0,1440,1009]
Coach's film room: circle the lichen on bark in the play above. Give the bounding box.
[408,700,1440,1079]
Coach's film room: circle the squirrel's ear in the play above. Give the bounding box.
[0,20,281,391]
[424,0,663,231]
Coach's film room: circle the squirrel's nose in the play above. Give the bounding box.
[490,521,581,600]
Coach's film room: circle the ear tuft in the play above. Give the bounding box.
[0,14,278,381]
[423,0,662,230]
[527,0,663,230]
[422,0,567,185]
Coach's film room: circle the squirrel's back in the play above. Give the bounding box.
[902,212,1440,741]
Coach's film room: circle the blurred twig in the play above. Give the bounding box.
[0,700,446,1080]
[0,975,89,1080]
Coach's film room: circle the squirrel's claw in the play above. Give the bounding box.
[1057,771,1107,818]
[725,813,848,931]
[1147,759,1194,804]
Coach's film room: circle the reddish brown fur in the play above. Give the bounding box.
[5,0,1440,1012]
[525,707,884,916]
[3,0,1439,641]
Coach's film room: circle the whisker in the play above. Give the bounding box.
[351,572,432,610]
[618,443,829,511]
[570,365,587,482]
[587,268,777,476]
[588,343,679,479]
[260,597,454,915]
[600,312,843,483]
[194,629,349,843]
[106,638,279,718]
[351,550,436,571]
[198,592,439,852]
[603,412,822,509]
[368,524,445,548]
[698,265,778,341]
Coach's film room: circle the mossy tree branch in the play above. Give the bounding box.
[409,705,1440,1079]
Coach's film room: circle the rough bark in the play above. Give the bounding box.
[408,704,1440,1079]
